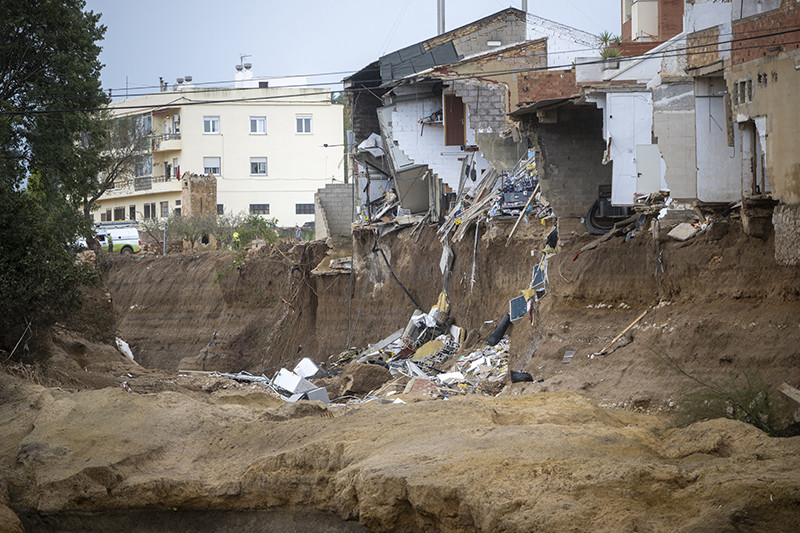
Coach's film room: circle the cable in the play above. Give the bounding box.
[372,234,422,311]
[3,26,799,116]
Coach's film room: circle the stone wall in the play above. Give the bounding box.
[315,183,354,238]
[180,173,217,217]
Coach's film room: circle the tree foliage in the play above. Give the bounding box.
[0,0,107,353]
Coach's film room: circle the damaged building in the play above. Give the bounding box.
[334,1,799,262]
[342,7,596,223]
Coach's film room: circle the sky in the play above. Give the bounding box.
[83,0,621,98]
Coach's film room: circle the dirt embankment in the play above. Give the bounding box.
[2,216,800,531]
[1,375,799,532]
[102,217,800,409]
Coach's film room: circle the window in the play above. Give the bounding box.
[172,114,180,135]
[175,199,181,207]
[203,115,220,134]
[249,204,270,215]
[134,155,153,177]
[217,204,224,215]
[295,203,314,215]
[734,78,753,107]
[143,202,156,220]
[160,201,169,218]
[250,157,267,175]
[101,209,111,222]
[250,116,267,134]
[174,208,181,216]
[129,205,136,221]
[203,156,221,175]
[296,115,312,134]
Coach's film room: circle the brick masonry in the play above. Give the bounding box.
[315,183,354,238]
[518,69,579,104]
[658,0,684,41]
[687,26,721,69]
[731,0,800,66]
[523,104,611,220]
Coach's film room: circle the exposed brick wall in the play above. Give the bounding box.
[518,69,578,104]
[346,90,384,146]
[731,0,800,66]
[424,8,526,52]
[687,26,721,69]
[658,0,684,40]
[452,80,506,134]
[522,104,611,220]
[618,41,663,57]
[622,19,632,42]
[315,183,354,237]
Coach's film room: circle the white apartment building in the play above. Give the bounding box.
[95,78,344,227]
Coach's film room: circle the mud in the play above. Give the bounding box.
[2,215,800,532]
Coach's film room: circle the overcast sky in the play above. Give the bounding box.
[84,0,621,97]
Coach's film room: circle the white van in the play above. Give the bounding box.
[95,222,142,255]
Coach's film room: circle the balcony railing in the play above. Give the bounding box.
[150,133,182,152]
[111,174,180,192]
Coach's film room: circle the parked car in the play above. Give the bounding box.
[95,221,141,255]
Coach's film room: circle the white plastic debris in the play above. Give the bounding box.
[412,313,437,328]
[116,338,134,361]
[274,368,316,394]
[437,371,465,385]
[293,357,322,379]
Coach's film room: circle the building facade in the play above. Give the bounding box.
[94,81,344,227]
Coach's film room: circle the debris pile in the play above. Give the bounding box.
[439,153,550,243]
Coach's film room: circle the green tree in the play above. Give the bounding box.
[0,0,107,353]
[83,115,152,221]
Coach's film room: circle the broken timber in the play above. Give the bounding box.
[591,309,648,357]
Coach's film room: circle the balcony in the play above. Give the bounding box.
[105,174,182,198]
[151,133,182,152]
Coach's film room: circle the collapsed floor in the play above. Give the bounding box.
[1,213,800,531]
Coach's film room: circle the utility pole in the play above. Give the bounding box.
[437,0,445,35]
[522,0,528,13]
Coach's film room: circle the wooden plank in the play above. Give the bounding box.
[593,310,648,356]
[505,184,540,247]
[779,382,800,406]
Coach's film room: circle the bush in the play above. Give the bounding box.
[677,373,794,436]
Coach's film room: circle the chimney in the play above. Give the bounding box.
[522,0,527,13]
[437,0,445,35]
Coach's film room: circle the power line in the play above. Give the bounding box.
[3,26,799,116]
